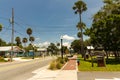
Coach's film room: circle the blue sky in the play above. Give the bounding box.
[0,0,104,47]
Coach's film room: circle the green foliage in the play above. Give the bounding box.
[0,56,7,62]
[78,55,120,71]
[15,36,21,46]
[22,37,28,47]
[73,0,87,14]
[0,38,7,46]
[84,0,120,58]
[71,39,81,53]
[64,57,68,62]
[29,36,35,43]
[49,57,68,70]
[77,32,82,38]
[47,43,59,55]
[26,28,32,36]
[49,60,56,70]
[56,62,62,69]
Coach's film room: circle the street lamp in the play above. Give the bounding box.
[60,36,63,59]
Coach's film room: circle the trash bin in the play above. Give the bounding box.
[97,56,105,67]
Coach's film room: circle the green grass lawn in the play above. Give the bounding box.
[0,57,8,62]
[78,55,120,71]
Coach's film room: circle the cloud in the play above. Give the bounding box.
[34,41,50,48]
[63,42,70,48]
[62,35,75,41]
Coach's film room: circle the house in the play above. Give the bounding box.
[0,46,24,57]
[37,48,47,56]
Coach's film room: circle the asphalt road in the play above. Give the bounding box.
[0,57,54,80]
[77,71,120,80]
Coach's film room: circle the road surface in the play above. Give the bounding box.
[0,57,54,80]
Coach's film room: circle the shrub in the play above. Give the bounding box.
[59,59,64,64]
[49,60,56,70]
[56,62,62,69]
[49,57,68,70]
[64,57,68,62]
[0,56,7,62]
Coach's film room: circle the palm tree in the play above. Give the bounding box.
[29,36,35,44]
[76,22,86,30]
[26,28,32,37]
[77,31,82,38]
[73,0,87,57]
[22,37,28,47]
[15,36,21,46]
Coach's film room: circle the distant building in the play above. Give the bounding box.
[36,48,47,56]
[0,46,24,57]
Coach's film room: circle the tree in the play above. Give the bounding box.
[71,40,81,53]
[22,37,28,47]
[77,31,82,38]
[73,0,87,57]
[47,43,59,55]
[84,0,120,58]
[26,28,32,37]
[15,36,21,46]
[29,36,35,44]
[0,38,7,46]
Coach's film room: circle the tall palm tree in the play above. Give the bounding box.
[15,36,21,46]
[26,28,32,37]
[22,37,28,47]
[73,0,87,56]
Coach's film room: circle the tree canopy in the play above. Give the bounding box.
[84,0,120,57]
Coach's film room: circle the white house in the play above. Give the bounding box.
[0,46,24,57]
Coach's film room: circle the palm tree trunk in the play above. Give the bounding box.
[79,12,85,60]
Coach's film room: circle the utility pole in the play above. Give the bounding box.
[10,8,14,62]
[61,36,63,59]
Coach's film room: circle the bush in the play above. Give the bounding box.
[0,56,7,62]
[49,57,68,70]
[64,57,68,62]
[49,60,56,70]
[56,62,62,69]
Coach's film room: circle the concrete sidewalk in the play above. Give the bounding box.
[55,55,77,80]
[27,55,78,80]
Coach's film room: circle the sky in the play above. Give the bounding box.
[0,0,104,48]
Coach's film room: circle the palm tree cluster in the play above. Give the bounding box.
[15,28,35,50]
[26,28,35,45]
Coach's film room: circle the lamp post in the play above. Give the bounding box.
[60,36,63,59]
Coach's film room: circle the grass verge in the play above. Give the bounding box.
[78,55,120,71]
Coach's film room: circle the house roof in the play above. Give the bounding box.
[37,48,47,51]
[0,46,23,52]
